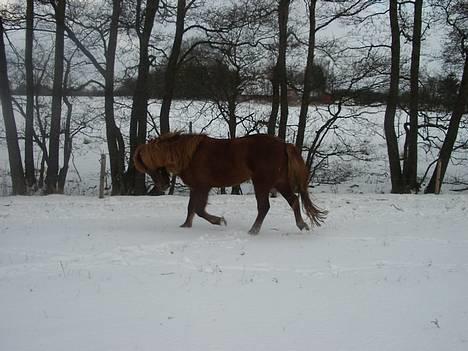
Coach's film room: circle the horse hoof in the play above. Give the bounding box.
[248,228,259,235]
[220,217,227,226]
[180,223,192,228]
[298,222,310,231]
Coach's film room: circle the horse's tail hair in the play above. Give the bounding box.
[133,145,148,174]
[286,144,327,227]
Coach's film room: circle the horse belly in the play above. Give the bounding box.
[208,164,251,187]
[181,162,251,188]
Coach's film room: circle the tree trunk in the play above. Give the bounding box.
[227,96,241,195]
[45,0,66,194]
[0,16,26,195]
[57,95,73,193]
[403,0,423,192]
[384,0,404,193]
[57,53,75,194]
[267,70,279,135]
[425,54,468,193]
[228,97,237,139]
[25,0,36,190]
[127,0,160,195]
[296,0,317,150]
[105,0,126,195]
[38,154,45,189]
[276,0,290,141]
[159,0,186,134]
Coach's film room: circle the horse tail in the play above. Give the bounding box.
[133,145,148,174]
[286,144,327,227]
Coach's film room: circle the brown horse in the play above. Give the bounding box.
[134,133,327,234]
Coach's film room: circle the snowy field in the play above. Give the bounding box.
[1,193,467,351]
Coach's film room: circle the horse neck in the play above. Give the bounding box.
[164,134,205,174]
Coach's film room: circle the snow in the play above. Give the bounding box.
[1,193,467,351]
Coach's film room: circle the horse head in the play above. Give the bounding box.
[133,141,171,191]
[149,167,171,191]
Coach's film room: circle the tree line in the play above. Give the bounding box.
[0,0,467,196]
[9,62,460,112]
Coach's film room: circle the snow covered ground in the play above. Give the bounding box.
[1,193,467,351]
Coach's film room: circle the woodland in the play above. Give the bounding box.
[0,0,467,196]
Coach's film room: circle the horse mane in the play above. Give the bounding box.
[148,132,206,175]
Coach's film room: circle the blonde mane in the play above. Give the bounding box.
[147,132,206,175]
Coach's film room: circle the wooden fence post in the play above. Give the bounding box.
[99,154,106,199]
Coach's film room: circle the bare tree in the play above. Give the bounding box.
[45,0,66,194]
[126,0,160,195]
[199,0,273,138]
[0,15,26,195]
[295,0,317,150]
[29,41,53,190]
[382,0,426,193]
[269,0,290,140]
[425,0,468,193]
[284,0,384,187]
[295,0,376,151]
[105,0,125,195]
[24,0,36,190]
[159,0,192,134]
[57,49,83,193]
[384,0,404,193]
[402,0,423,192]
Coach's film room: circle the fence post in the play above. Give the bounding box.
[99,154,106,199]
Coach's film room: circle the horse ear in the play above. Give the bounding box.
[133,145,148,173]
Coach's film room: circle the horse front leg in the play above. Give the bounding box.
[248,188,270,235]
[194,188,226,226]
[181,188,226,228]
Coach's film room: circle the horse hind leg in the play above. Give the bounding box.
[277,183,309,231]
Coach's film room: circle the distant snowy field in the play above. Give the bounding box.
[1,193,468,351]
